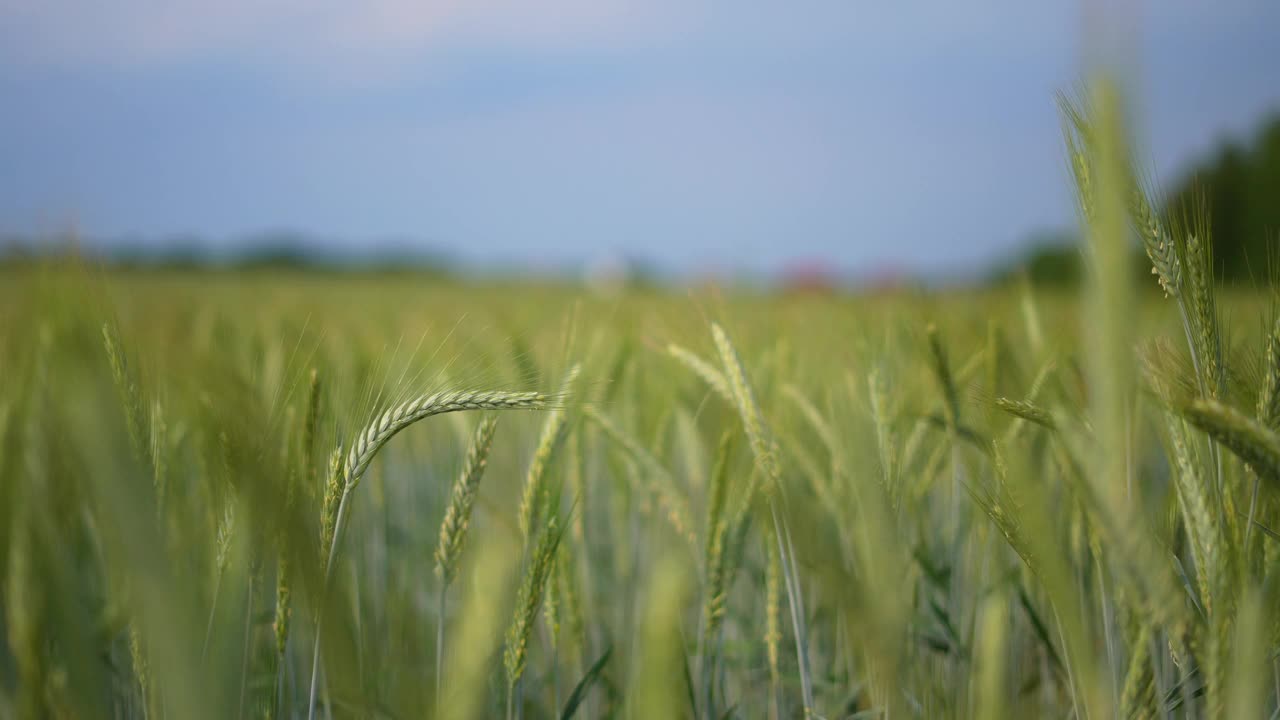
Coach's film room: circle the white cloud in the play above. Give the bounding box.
[0,0,674,66]
[4,0,1270,71]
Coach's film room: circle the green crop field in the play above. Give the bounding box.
[3,93,1280,720]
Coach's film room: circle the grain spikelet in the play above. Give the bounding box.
[504,514,564,695]
[1182,399,1280,484]
[318,448,343,559]
[436,416,499,586]
[926,324,961,428]
[1182,231,1223,398]
[1129,185,1182,298]
[711,324,781,489]
[765,538,782,716]
[518,365,580,539]
[994,397,1055,429]
[583,404,697,548]
[345,389,550,493]
[1257,314,1280,430]
[668,343,733,403]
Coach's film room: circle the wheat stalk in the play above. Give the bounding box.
[505,514,563,719]
[867,368,900,506]
[995,397,1055,430]
[1258,315,1280,431]
[1246,315,1280,550]
[710,323,815,718]
[699,431,735,720]
[272,369,319,717]
[344,390,549,494]
[1129,186,1182,298]
[926,324,962,429]
[1183,233,1223,399]
[975,593,1010,720]
[1182,398,1280,485]
[1061,111,1096,223]
[434,415,499,699]
[318,448,343,562]
[667,343,733,403]
[633,556,691,719]
[436,416,499,586]
[1166,416,1218,618]
[517,365,580,540]
[712,325,782,490]
[765,538,783,720]
[102,323,147,460]
[1118,623,1155,720]
[308,388,553,720]
[582,404,697,549]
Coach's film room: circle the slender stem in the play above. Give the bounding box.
[701,640,716,720]
[1053,608,1084,720]
[139,651,151,720]
[306,629,324,720]
[1150,632,1169,720]
[698,607,717,720]
[238,573,255,720]
[1177,301,1225,500]
[275,644,286,720]
[507,677,523,720]
[307,486,354,720]
[516,676,524,720]
[1177,302,1205,398]
[1245,470,1262,554]
[201,570,224,666]
[1269,655,1280,717]
[436,585,448,706]
[1096,565,1118,709]
[1180,664,1197,720]
[551,641,561,715]
[1272,657,1280,719]
[770,672,781,720]
[770,501,814,718]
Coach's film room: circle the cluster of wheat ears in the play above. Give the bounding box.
[3,84,1280,719]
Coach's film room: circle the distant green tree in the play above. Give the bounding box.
[1163,115,1280,283]
[993,232,1084,287]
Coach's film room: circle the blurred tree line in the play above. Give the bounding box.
[1165,116,1280,282]
[1001,113,1280,288]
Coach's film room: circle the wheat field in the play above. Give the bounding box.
[2,93,1280,719]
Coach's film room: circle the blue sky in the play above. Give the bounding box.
[2,1,1278,278]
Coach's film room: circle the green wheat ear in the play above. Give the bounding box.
[708,322,815,717]
[1183,229,1223,398]
[504,513,564,702]
[764,537,783,716]
[667,343,732,402]
[926,323,961,429]
[436,415,499,587]
[1166,415,1218,618]
[1182,398,1280,485]
[583,404,698,548]
[343,390,551,494]
[1130,183,1183,298]
[710,323,780,490]
[1257,314,1280,430]
[302,367,322,485]
[994,397,1055,430]
[433,414,500,701]
[318,447,343,560]
[309,388,554,720]
[699,430,735,713]
[517,363,581,540]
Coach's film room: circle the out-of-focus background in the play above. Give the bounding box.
[2,1,1278,285]
[6,5,1280,720]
